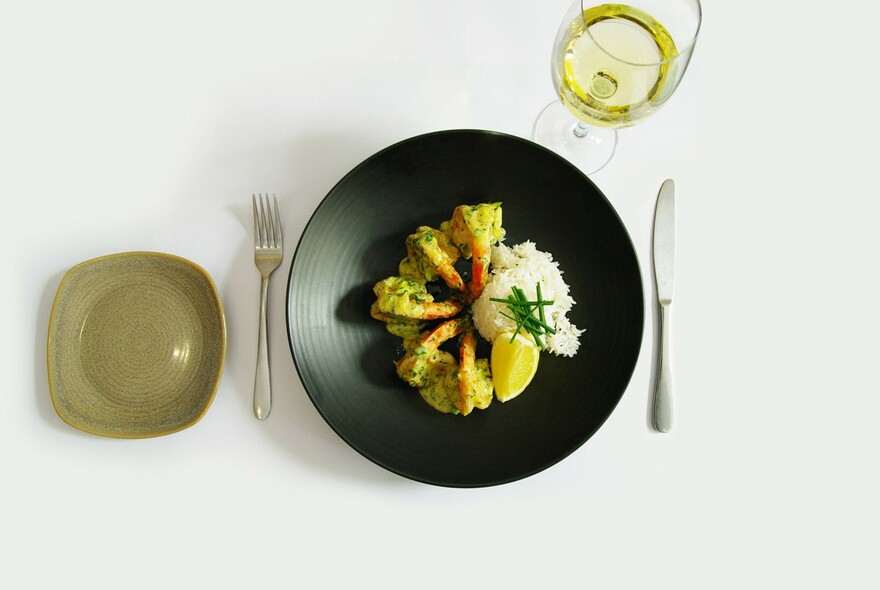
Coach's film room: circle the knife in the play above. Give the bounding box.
[652,179,675,433]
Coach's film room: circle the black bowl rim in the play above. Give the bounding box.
[284,128,645,487]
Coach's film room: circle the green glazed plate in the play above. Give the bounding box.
[47,252,226,438]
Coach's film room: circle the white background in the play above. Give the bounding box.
[2,1,878,588]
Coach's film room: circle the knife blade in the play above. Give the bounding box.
[652,179,675,432]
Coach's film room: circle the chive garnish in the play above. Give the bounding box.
[494,282,555,349]
[536,282,546,326]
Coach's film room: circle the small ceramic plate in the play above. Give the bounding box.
[47,252,226,438]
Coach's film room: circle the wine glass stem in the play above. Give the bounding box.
[573,121,589,138]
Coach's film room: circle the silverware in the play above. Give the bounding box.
[252,193,283,420]
[652,179,675,433]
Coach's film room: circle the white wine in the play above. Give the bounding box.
[555,4,678,127]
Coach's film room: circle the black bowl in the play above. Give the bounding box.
[286,129,644,487]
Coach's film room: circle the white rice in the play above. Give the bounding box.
[472,241,583,357]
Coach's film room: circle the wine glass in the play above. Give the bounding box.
[533,0,702,174]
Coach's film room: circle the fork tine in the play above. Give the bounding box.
[252,194,260,247]
[252,193,282,249]
[272,193,282,246]
[265,193,276,246]
[260,193,270,247]
[261,193,270,247]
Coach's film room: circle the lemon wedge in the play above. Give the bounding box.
[491,331,540,402]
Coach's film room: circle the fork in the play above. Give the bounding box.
[252,193,283,420]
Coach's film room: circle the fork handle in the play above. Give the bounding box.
[254,275,272,420]
[653,302,673,432]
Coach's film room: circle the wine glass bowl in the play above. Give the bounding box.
[534,0,702,174]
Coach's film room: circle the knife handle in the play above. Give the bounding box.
[653,303,673,432]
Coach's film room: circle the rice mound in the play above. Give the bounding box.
[472,241,583,357]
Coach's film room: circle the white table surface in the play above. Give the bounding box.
[2,1,878,587]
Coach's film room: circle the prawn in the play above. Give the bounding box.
[444,203,504,299]
[395,317,466,388]
[372,276,465,321]
[457,323,493,415]
[399,226,465,292]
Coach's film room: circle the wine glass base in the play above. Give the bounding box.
[532,101,618,175]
